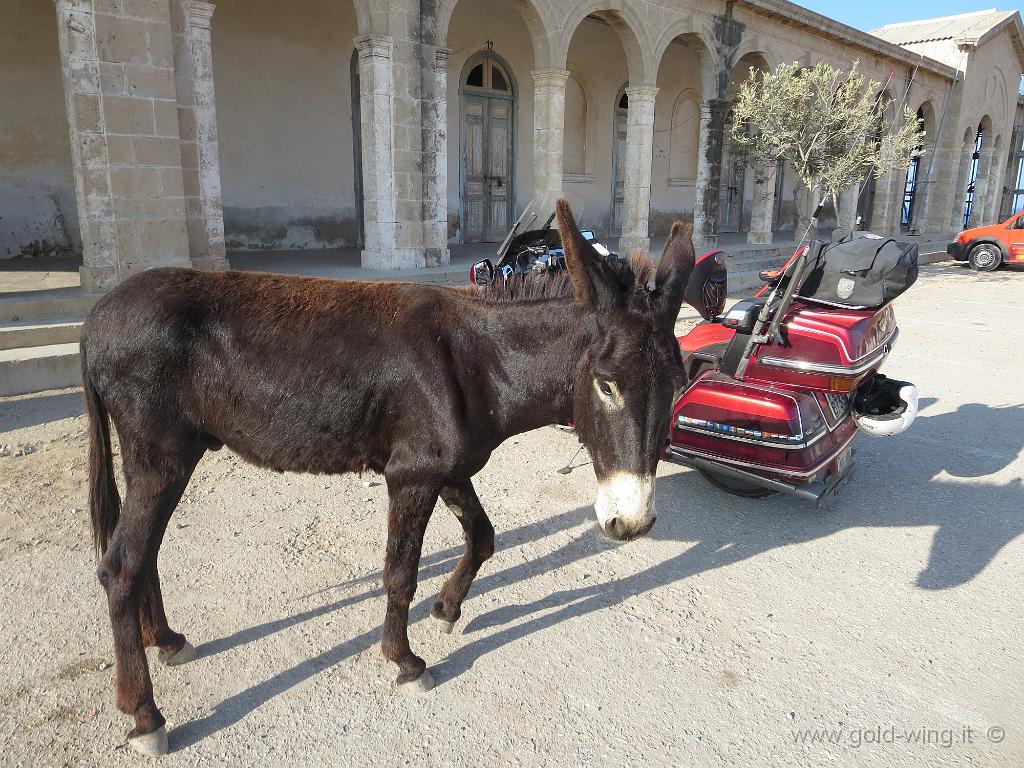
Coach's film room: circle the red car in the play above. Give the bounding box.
[947,211,1024,270]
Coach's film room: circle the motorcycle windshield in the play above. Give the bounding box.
[496,192,585,258]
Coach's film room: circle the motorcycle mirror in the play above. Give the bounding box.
[470,259,495,285]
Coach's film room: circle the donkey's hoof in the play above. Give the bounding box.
[128,726,168,756]
[159,640,197,667]
[430,602,459,634]
[428,610,456,634]
[397,669,435,695]
[431,615,457,634]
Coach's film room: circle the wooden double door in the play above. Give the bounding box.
[461,54,515,243]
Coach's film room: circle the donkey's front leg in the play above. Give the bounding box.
[431,480,495,633]
[381,483,437,693]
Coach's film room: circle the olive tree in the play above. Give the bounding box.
[728,60,924,237]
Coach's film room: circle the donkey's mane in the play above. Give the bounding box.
[460,253,654,305]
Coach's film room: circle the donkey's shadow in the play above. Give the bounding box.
[173,400,1024,750]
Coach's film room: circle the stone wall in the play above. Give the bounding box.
[0,0,79,259]
[211,0,360,251]
[15,0,1024,288]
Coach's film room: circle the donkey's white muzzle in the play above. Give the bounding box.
[595,473,656,541]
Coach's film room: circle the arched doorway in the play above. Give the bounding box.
[900,107,926,233]
[460,52,515,243]
[963,123,985,228]
[719,110,744,233]
[612,86,629,234]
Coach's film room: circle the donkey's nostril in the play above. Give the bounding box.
[606,517,619,536]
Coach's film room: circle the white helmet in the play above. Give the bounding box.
[854,378,919,438]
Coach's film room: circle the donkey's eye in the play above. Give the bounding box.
[594,379,623,408]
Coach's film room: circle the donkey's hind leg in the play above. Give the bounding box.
[140,559,196,666]
[98,455,197,755]
[431,480,495,633]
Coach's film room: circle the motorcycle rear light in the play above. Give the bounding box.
[675,415,803,445]
[830,375,857,392]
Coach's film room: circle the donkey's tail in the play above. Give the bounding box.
[81,339,120,555]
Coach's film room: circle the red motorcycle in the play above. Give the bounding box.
[664,231,919,502]
[472,208,920,504]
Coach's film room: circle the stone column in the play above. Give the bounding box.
[531,69,570,199]
[948,142,973,233]
[355,34,422,269]
[836,184,861,232]
[983,149,1007,222]
[421,47,450,267]
[693,99,729,252]
[55,0,190,293]
[967,146,994,228]
[746,167,776,244]
[172,0,228,271]
[618,85,658,255]
[869,171,902,234]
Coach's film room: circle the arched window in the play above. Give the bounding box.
[462,55,513,96]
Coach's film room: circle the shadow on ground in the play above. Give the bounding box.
[169,399,1024,750]
[0,390,83,433]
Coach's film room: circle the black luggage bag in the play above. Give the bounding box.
[799,232,918,309]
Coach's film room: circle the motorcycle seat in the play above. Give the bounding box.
[678,322,736,354]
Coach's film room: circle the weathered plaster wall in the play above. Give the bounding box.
[650,38,702,234]
[0,0,79,259]
[563,18,628,238]
[445,0,536,242]
[212,0,359,250]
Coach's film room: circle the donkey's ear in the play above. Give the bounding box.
[556,199,623,311]
[653,222,696,333]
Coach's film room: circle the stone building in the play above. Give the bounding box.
[2,1,1023,292]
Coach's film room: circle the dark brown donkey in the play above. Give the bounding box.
[81,200,695,755]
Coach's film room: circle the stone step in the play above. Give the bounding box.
[0,289,97,323]
[0,319,84,351]
[0,342,81,397]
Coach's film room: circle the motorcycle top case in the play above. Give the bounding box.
[669,372,857,478]
[799,233,918,309]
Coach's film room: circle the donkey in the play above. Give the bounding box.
[80,199,695,755]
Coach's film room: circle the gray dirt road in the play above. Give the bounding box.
[0,262,1022,767]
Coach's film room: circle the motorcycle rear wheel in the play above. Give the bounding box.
[698,467,777,498]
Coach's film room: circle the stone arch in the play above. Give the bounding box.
[651,22,717,97]
[434,0,555,68]
[727,50,772,99]
[730,45,775,77]
[978,114,994,138]
[555,3,653,84]
[349,0,376,36]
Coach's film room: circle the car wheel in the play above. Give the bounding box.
[968,243,1002,271]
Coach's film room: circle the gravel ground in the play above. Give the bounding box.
[0,262,1022,767]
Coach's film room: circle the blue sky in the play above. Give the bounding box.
[801,0,1006,31]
